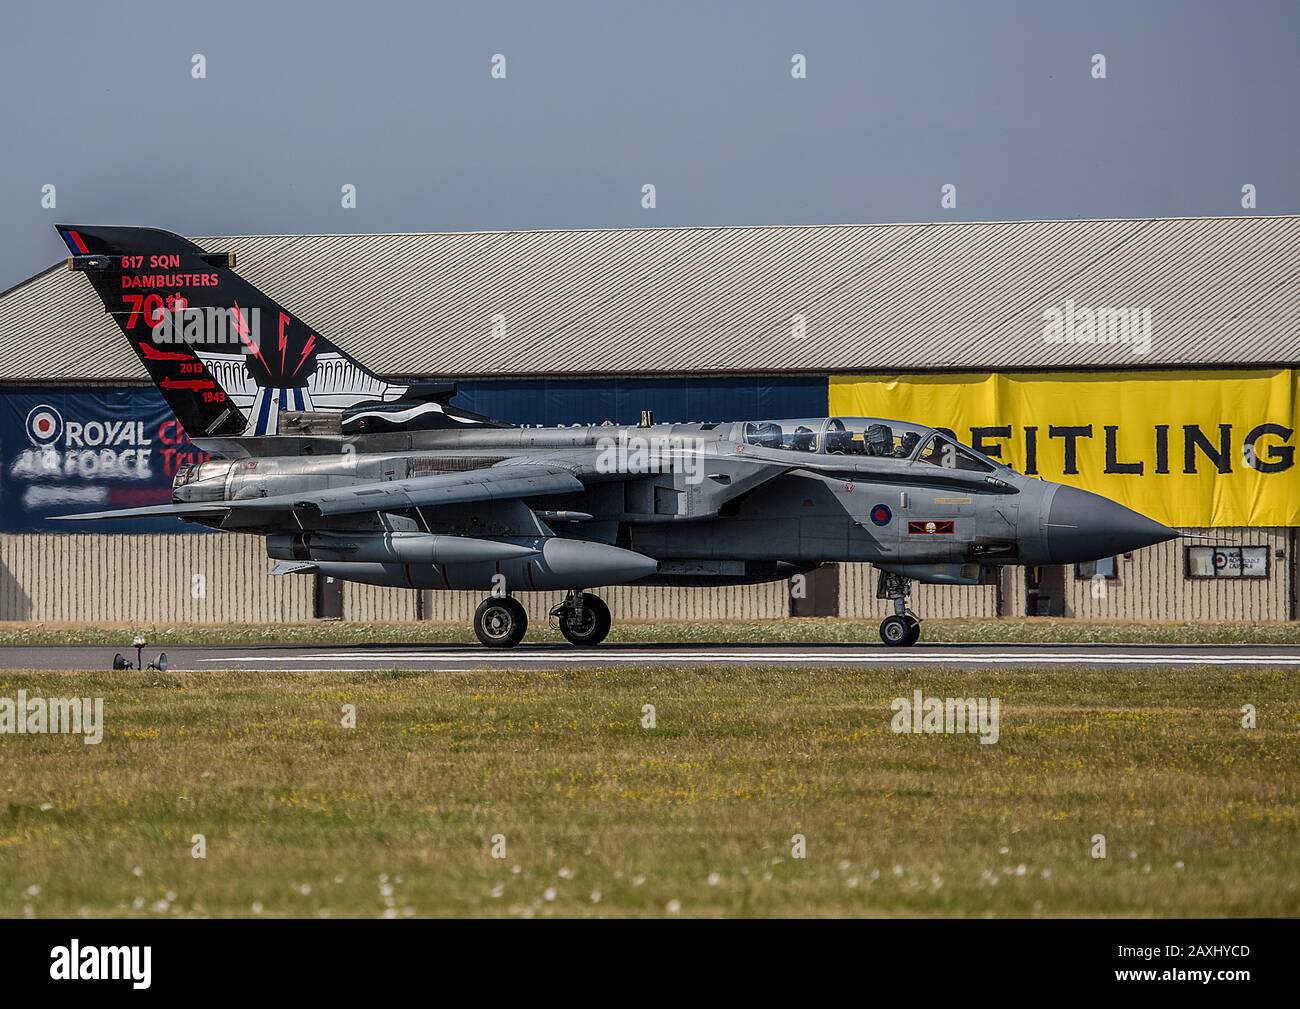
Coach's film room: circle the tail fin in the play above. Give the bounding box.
[56,225,501,437]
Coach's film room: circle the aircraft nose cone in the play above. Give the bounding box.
[1045,486,1178,564]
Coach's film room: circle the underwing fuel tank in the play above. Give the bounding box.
[279,535,660,591]
[267,531,538,565]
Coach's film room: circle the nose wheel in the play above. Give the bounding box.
[551,591,612,646]
[474,596,528,648]
[877,570,921,647]
[879,613,921,647]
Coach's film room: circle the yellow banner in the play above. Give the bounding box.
[829,370,1300,528]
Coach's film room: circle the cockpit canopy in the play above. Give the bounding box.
[737,417,1000,473]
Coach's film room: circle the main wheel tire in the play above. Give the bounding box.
[474,596,528,648]
[902,615,922,646]
[558,593,612,646]
[880,614,915,647]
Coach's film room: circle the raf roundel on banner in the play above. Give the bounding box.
[26,404,63,446]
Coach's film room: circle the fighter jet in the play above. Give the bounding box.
[52,225,1178,647]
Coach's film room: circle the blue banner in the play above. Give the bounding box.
[0,386,210,533]
[1,377,831,532]
[450,376,829,427]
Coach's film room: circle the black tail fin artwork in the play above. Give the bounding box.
[56,225,501,437]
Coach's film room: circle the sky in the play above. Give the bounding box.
[2,0,1297,289]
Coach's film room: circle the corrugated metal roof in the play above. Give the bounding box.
[1,215,1296,382]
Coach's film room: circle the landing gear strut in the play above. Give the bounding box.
[876,571,921,647]
[550,590,612,647]
[474,595,528,648]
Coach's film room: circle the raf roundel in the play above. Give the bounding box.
[25,404,63,446]
[870,503,892,527]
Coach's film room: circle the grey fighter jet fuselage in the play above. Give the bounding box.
[52,224,1178,647]
[149,415,1174,646]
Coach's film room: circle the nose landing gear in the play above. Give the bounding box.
[550,590,612,646]
[877,571,921,647]
[879,612,921,647]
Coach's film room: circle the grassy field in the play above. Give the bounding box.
[1,663,1296,918]
[5,617,1300,646]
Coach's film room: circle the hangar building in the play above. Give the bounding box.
[0,214,1296,625]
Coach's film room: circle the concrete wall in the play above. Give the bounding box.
[1062,527,1294,622]
[0,533,313,623]
[0,534,787,624]
[0,530,1293,624]
[342,581,421,622]
[369,582,789,624]
[997,528,1295,621]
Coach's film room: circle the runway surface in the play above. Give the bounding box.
[4,641,1300,672]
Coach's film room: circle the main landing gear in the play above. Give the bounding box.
[550,590,612,647]
[473,596,528,648]
[877,571,921,647]
[473,590,613,648]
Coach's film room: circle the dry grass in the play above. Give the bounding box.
[1,663,1296,918]
[5,617,1300,646]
